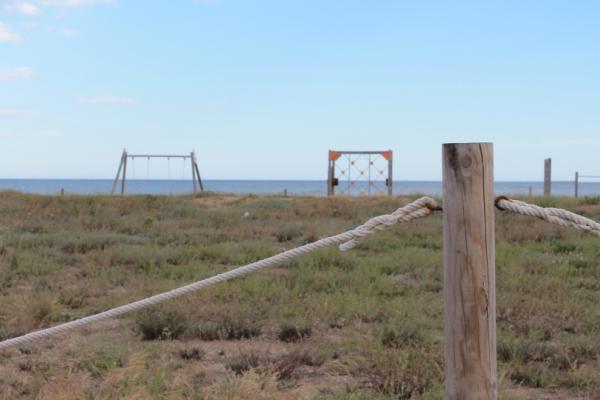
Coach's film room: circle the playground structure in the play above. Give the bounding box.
[111,149,204,195]
[327,150,393,196]
[574,172,600,198]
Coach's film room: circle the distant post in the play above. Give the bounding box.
[574,171,579,198]
[443,143,497,400]
[111,149,126,195]
[327,150,337,196]
[191,151,197,193]
[120,150,128,196]
[387,152,393,196]
[191,151,204,192]
[544,158,552,196]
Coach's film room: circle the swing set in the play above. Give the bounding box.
[111,149,204,195]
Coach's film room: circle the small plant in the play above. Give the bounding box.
[274,348,332,381]
[225,351,262,375]
[29,296,56,327]
[178,347,204,361]
[135,308,187,340]
[381,325,426,349]
[278,322,312,343]
[191,322,220,341]
[275,224,303,242]
[188,318,262,341]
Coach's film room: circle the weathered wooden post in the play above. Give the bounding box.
[120,150,128,196]
[443,143,497,400]
[387,153,393,196]
[191,151,197,193]
[327,151,335,196]
[192,151,204,192]
[574,171,579,198]
[544,158,551,196]
[111,149,126,195]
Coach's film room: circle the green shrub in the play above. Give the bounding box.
[135,308,187,340]
[188,317,261,341]
[178,347,204,361]
[278,322,312,342]
[225,351,262,375]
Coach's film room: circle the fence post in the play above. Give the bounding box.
[575,171,579,198]
[442,143,497,400]
[544,158,551,196]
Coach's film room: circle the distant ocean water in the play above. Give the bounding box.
[0,179,599,197]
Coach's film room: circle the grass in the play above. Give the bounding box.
[0,192,598,399]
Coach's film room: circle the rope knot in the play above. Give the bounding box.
[339,197,439,251]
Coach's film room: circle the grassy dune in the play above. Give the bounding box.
[0,192,599,399]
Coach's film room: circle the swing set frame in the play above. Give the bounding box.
[111,149,204,195]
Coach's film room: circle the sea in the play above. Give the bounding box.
[0,179,598,197]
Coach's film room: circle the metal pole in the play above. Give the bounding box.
[443,143,497,400]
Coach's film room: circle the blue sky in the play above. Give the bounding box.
[1,0,599,180]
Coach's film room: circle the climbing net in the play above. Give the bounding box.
[328,150,393,196]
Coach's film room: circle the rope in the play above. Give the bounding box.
[495,197,600,236]
[0,197,439,351]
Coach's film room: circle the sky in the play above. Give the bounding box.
[1,0,599,181]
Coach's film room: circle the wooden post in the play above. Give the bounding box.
[528,185,533,197]
[574,171,579,198]
[443,143,497,400]
[120,151,128,196]
[327,159,334,196]
[387,154,393,196]
[191,151,197,193]
[111,149,126,195]
[544,158,551,196]
[193,158,204,192]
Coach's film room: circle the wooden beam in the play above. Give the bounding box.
[387,153,393,196]
[194,162,204,191]
[191,151,197,193]
[120,151,128,196]
[544,158,552,196]
[111,150,125,195]
[442,143,497,400]
[327,158,333,196]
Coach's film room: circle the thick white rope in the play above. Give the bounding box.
[496,197,600,236]
[0,197,438,351]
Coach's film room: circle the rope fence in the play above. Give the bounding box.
[495,197,600,236]
[0,195,598,351]
[0,197,439,350]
